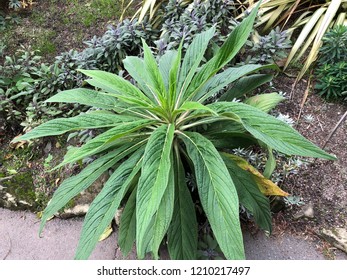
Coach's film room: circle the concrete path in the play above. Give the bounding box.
[1,208,346,260]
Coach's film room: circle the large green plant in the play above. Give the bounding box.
[13,5,335,260]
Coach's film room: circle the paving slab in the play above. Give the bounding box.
[1,208,346,260]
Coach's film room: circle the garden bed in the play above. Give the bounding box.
[1,0,346,259]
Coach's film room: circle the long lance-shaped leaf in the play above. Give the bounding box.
[173,101,216,118]
[136,124,175,259]
[263,3,287,32]
[134,174,174,260]
[244,92,285,113]
[298,0,342,80]
[138,0,156,22]
[142,40,167,107]
[184,3,260,102]
[175,27,216,108]
[79,69,154,107]
[168,44,182,110]
[264,147,276,179]
[45,88,120,110]
[58,119,155,167]
[291,16,323,65]
[39,146,133,235]
[75,148,144,260]
[225,153,288,196]
[219,74,274,101]
[208,102,336,160]
[167,150,198,260]
[123,56,158,104]
[194,64,277,103]
[13,113,141,142]
[284,7,327,70]
[118,186,137,257]
[180,131,245,260]
[221,152,272,233]
[159,50,178,93]
[150,163,175,259]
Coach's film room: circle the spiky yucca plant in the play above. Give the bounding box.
[12,5,335,260]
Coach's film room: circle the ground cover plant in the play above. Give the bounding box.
[12,5,336,260]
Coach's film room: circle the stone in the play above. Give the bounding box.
[58,204,90,219]
[293,201,315,220]
[319,228,347,254]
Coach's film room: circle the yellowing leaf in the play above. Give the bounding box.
[98,225,113,241]
[225,154,289,197]
[21,0,28,9]
[4,154,13,160]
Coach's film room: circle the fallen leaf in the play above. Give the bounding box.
[99,225,113,241]
[4,154,13,160]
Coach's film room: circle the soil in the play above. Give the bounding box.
[269,76,347,258]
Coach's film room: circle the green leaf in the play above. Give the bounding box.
[59,119,155,166]
[167,151,198,260]
[13,113,142,141]
[220,74,274,101]
[142,40,167,106]
[194,65,276,103]
[136,124,175,259]
[75,148,144,259]
[264,147,276,179]
[209,102,336,160]
[244,92,285,113]
[221,153,272,233]
[159,50,178,93]
[39,146,134,235]
[79,69,153,107]
[180,132,245,260]
[118,187,137,256]
[174,101,216,117]
[150,165,175,259]
[168,44,182,109]
[185,4,260,101]
[45,88,119,110]
[176,27,216,106]
[123,56,157,104]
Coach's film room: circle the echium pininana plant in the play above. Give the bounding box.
[12,5,335,260]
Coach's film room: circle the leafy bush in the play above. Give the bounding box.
[157,0,291,66]
[318,25,347,65]
[13,7,335,260]
[243,27,292,65]
[156,0,238,54]
[0,49,82,131]
[74,18,157,73]
[315,25,347,100]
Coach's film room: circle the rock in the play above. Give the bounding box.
[319,228,347,254]
[58,204,90,219]
[114,207,124,226]
[0,171,39,211]
[58,173,110,219]
[293,201,315,220]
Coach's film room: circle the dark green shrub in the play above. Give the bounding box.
[315,25,347,100]
[0,50,82,130]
